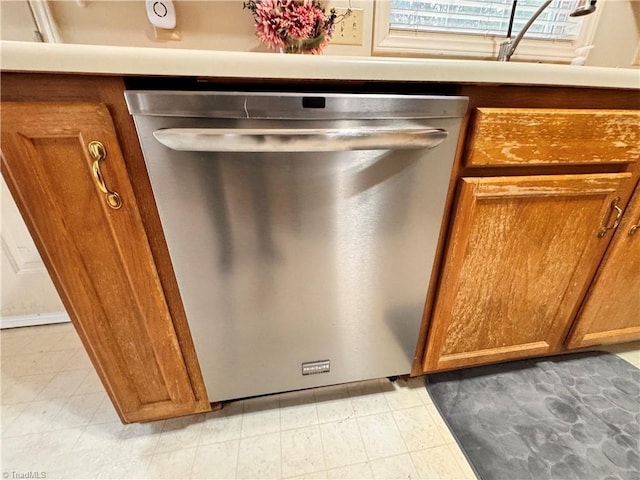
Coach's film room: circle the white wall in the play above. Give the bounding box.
[586,0,640,67]
[0,0,39,41]
[1,1,637,66]
[1,0,374,56]
[1,178,66,327]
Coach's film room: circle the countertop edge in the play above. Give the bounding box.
[2,41,639,90]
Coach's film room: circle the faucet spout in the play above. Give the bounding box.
[497,0,598,62]
[497,0,552,62]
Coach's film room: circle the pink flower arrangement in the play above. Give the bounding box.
[244,0,338,54]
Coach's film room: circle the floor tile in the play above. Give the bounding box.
[411,445,468,480]
[281,425,325,478]
[349,380,391,418]
[49,330,84,351]
[423,403,457,444]
[38,349,79,373]
[320,418,367,469]
[94,450,151,479]
[289,470,328,479]
[155,413,205,454]
[3,398,67,437]
[316,397,355,424]
[89,393,121,424]
[370,454,419,479]
[315,384,354,424]
[191,439,239,479]
[240,394,281,438]
[119,419,165,455]
[75,421,123,451]
[36,369,90,400]
[22,332,68,355]
[280,389,318,431]
[44,447,117,479]
[1,372,56,404]
[2,322,636,480]
[1,427,83,471]
[350,393,391,418]
[393,405,447,451]
[357,412,407,460]
[0,402,28,434]
[1,353,49,378]
[327,462,373,479]
[50,392,103,430]
[1,334,38,357]
[64,348,93,370]
[199,401,243,445]
[241,405,281,438]
[447,443,478,480]
[236,432,281,479]
[146,447,197,479]
[73,369,105,395]
[384,379,424,411]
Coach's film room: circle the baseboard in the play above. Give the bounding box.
[0,311,71,329]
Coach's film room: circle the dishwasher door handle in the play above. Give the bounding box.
[152,127,448,152]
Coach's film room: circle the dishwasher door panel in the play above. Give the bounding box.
[134,113,462,402]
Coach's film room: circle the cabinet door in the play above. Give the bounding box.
[566,184,640,348]
[1,102,210,422]
[424,173,632,371]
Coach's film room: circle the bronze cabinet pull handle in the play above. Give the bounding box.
[629,222,639,236]
[88,141,122,210]
[597,196,622,238]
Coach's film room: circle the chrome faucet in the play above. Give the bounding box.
[497,0,597,62]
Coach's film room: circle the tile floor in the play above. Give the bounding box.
[1,322,639,480]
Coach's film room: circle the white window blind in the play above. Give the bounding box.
[389,0,583,41]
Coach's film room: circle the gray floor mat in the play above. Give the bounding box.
[426,352,640,480]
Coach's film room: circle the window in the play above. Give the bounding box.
[373,0,603,62]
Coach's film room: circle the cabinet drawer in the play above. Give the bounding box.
[464,108,640,167]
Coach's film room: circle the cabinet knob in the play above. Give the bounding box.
[597,196,622,238]
[88,141,122,210]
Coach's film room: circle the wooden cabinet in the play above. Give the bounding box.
[1,98,210,422]
[424,173,632,371]
[464,108,640,167]
[566,184,640,348]
[422,106,640,372]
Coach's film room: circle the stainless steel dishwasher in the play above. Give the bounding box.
[126,91,467,402]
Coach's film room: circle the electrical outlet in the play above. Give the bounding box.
[331,7,364,46]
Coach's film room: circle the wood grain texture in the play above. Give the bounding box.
[1,73,211,421]
[1,101,209,422]
[0,73,210,418]
[566,183,640,348]
[459,85,640,111]
[412,87,640,376]
[424,173,633,371]
[464,108,640,167]
[410,106,470,376]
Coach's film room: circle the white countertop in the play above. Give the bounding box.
[2,41,639,89]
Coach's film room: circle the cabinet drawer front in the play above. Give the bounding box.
[465,108,640,167]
